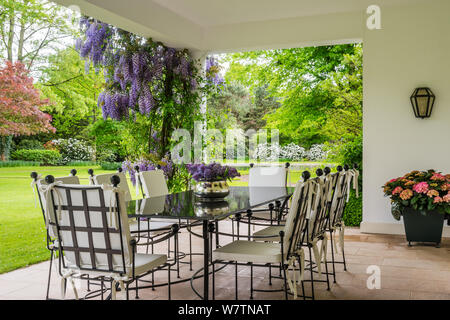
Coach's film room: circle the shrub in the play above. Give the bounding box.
[100,162,122,171]
[305,144,327,161]
[10,149,61,165]
[53,138,93,164]
[96,148,117,163]
[343,189,362,226]
[65,160,97,167]
[254,143,281,161]
[15,139,43,150]
[340,134,362,168]
[280,143,306,161]
[0,160,41,167]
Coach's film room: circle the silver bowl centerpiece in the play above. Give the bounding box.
[194,179,230,201]
[186,163,240,202]
[194,200,230,217]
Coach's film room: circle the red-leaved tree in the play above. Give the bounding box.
[0,61,55,159]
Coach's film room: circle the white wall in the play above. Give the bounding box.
[362,0,450,234]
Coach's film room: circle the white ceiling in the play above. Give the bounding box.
[54,0,431,52]
[152,0,426,27]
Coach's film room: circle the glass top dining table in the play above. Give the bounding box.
[124,186,294,300]
[125,186,294,220]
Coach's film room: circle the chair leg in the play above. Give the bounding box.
[126,283,130,300]
[135,278,139,299]
[308,245,315,300]
[168,265,172,300]
[46,250,53,300]
[250,263,254,300]
[212,262,215,300]
[101,278,104,300]
[324,251,330,291]
[235,261,238,300]
[282,263,288,300]
[189,224,193,271]
[176,236,180,279]
[342,245,347,271]
[269,264,272,285]
[329,230,337,283]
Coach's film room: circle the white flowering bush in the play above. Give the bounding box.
[254,143,281,161]
[280,143,306,161]
[305,144,328,161]
[53,138,94,164]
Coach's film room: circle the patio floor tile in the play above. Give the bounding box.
[0,224,449,300]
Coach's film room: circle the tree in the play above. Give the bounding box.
[77,18,207,158]
[37,47,105,139]
[0,61,55,160]
[224,44,362,148]
[0,0,76,71]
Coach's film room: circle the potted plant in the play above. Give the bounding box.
[383,170,450,247]
[186,163,240,201]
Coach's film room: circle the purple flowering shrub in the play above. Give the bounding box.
[186,163,240,182]
[122,155,175,186]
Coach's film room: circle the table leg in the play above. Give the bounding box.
[202,220,209,300]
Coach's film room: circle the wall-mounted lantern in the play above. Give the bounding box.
[410,87,435,119]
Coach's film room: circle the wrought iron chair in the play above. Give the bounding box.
[42,174,178,300]
[326,164,359,283]
[31,169,81,300]
[211,172,315,300]
[136,169,187,276]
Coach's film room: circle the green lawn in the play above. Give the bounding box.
[0,165,119,274]
[0,164,329,274]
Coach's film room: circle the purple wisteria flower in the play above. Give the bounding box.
[186,163,240,182]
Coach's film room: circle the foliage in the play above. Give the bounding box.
[100,162,122,171]
[52,138,93,164]
[37,48,105,140]
[0,61,55,137]
[186,163,240,182]
[254,143,282,161]
[306,144,327,161]
[77,17,208,158]
[65,160,97,167]
[122,154,174,186]
[339,134,363,168]
[342,189,363,226]
[0,0,77,72]
[383,170,450,217]
[0,160,41,167]
[88,119,127,161]
[280,143,306,161]
[10,149,60,165]
[224,44,362,148]
[15,139,43,150]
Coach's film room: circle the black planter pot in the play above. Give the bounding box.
[402,208,444,247]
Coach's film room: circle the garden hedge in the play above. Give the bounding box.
[11,149,61,166]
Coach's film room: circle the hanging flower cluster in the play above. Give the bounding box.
[76,17,200,122]
[206,56,224,86]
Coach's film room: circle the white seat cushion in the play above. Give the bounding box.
[129,220,174,233]
[133,253,167,276]
[252,225,284,241]
[212,240,282,264]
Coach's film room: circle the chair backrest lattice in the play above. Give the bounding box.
[35,174,81,239]
[283,172,318,256]
[49,183,131,275]
[329,168,353,228]
[308,170,335,241]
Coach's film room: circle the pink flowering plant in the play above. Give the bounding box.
[383,170,450,218]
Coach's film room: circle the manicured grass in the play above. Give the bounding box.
[0,165,119,274]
